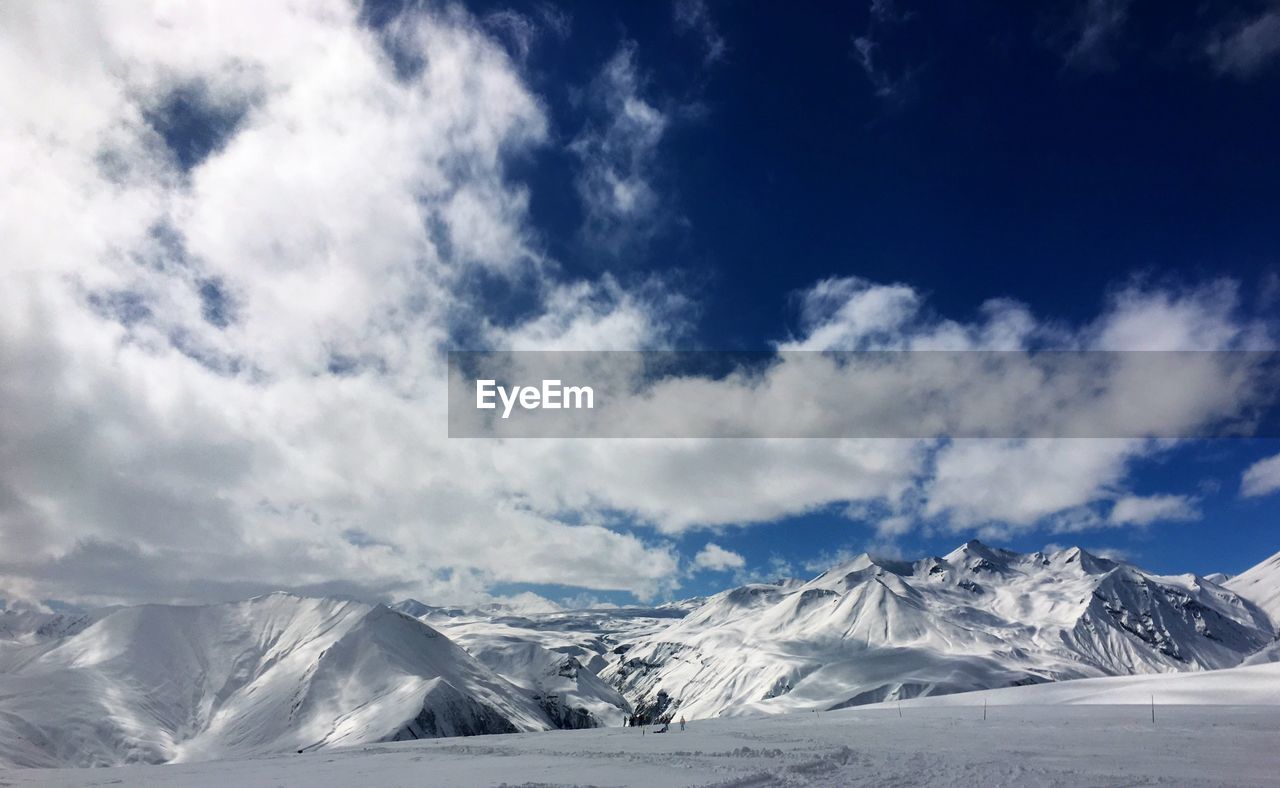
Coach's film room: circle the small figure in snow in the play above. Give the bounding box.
[680,715,686,731]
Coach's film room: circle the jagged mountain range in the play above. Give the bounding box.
[603,542,1275,720]
[1,540,1277,768]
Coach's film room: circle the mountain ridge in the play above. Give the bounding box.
[602,540,1274,720]
[1,541,1278,768]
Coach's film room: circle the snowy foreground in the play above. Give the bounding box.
[6,664,1280,787]
[3,705,1276,787]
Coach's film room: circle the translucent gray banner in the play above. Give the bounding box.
[447,351,1280,438]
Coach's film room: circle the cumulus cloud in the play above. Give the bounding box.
[694,543,746,572]
[0,0,679,607]
[769,276,1272,539]
[1,1,1275,612]
[1241,452,1280,498]
[463,276,1275,542]
[926,439,1143,529]
[1108,494,1200,526]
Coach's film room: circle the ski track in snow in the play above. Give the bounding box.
[1,704,1276,787]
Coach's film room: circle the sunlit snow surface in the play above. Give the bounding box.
[3,665,1278,787]
[3,543,1278,781]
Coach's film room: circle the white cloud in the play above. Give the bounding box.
[482,6,571,62]
[694,543,746,572]
[1242,452,1280,498]
[1208,6,1280,79]
[1060,0,1132,72]
[1108,494,1199,526]
[1088,545,1134,562]
[769,276,1271,538]
[876,515,913,538]
[485,591,564,615]
[673,0,726,64]
[1,1,1275,612]
[926,439,1143,529]
[570,43,668,253]
[851,1,916,101]
[0,0,679,607]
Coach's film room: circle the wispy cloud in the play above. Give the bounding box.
[673,0,726,65]
[851,0,916,101]
[1207,4,1280,79]
[570,43,669,254]
[1060,0,1133,73]
[483,3,572,62]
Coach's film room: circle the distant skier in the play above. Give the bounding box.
[679,715,686,731]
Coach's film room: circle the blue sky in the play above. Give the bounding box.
[468,0,1280,343]
[465,0,1280,602]
[4,0,1280,611]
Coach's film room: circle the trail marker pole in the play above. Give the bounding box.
[983,698,987,721]
[898,702,902,718]
[1151,694,1155,725]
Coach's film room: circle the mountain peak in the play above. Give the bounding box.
[943,539,1008,564]
[1046,545,1119,574]
[820,552,875,574]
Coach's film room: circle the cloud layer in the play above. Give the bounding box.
[1,1,1275,610]
[0,0,679,607]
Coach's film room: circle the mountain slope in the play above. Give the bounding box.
[881,659,1280,707]
[1226,549,1280,627]
[393,602,696,726]
[0,594,552,768]
[603,541,1274,720]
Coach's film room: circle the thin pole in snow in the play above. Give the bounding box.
[1151,694,1155,725]
[983,698,987,721]
[898,702,902,718]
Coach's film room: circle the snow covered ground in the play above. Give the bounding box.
[885,660,1280,708]
[3,704,1274,787]
[5,664,1279,787]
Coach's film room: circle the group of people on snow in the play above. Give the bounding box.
[624,714,686,732]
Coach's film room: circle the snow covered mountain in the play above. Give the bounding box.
[603,541,1275,720]
[1,541,1276,770]
[1226,549,1280,627]
[0,609,97,644]
[0,594,556,768]
[393,602,696,728]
